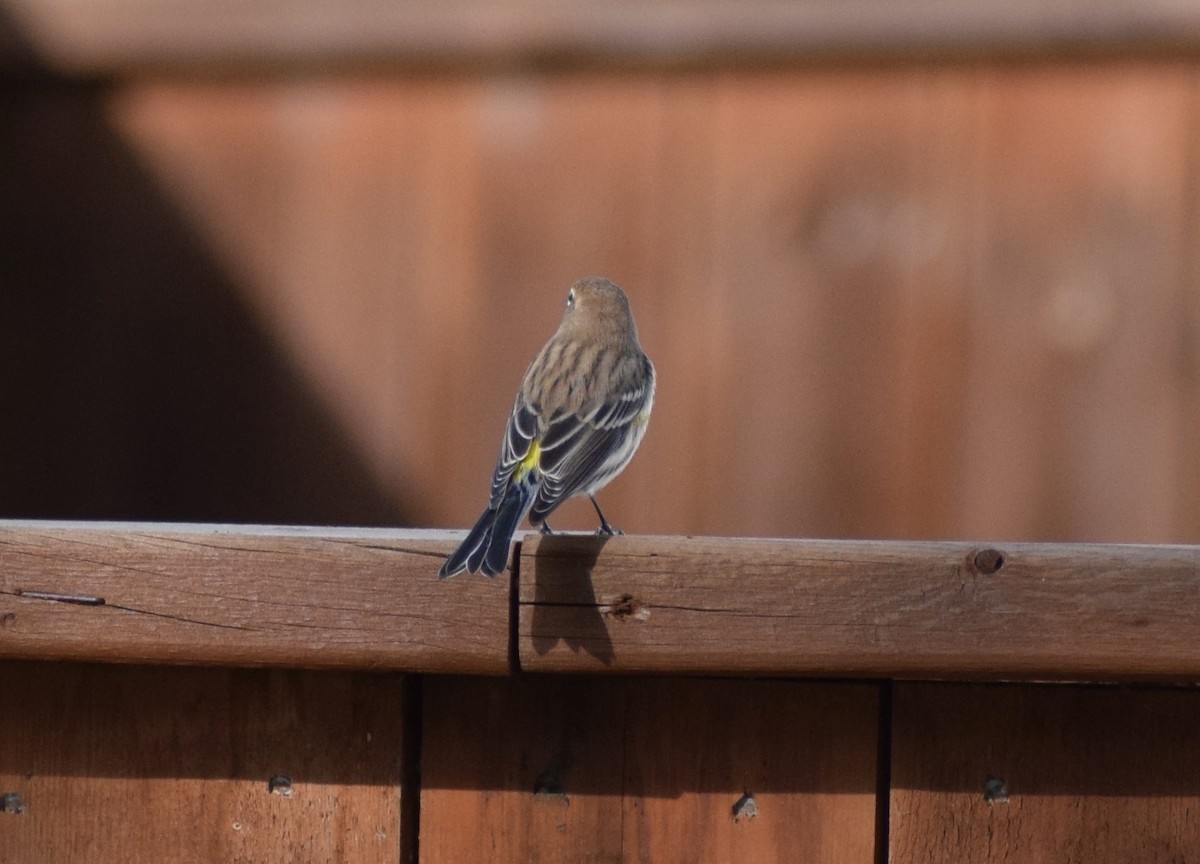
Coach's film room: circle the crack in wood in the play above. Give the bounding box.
[520,598,807,617]
[9,589,106,606]
[2,588,252,630]
[132,535,287,555]
[103,602,257,631]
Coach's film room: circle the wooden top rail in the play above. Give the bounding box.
[0,522,509,674]
[6,0,1200,75]
[1,521,1198,681]
[520,534,1200,681]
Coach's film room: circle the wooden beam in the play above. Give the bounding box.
[5,0,1200,75]
[518,534,1200,681]
[5,523,1200,681]
[0,522,509,673]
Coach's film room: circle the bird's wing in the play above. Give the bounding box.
[528,378,652,523]
[487,398,540,508]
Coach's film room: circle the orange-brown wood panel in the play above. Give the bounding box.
[701,70,974,540]
[0,661,407,863]
[959,64,1194,543]
[620,679,878,864]
[890,683,1200,862]
[1183,75,1200,538]
[98,64,1200,546]
[420,676,878,863]
[419,676,627,863]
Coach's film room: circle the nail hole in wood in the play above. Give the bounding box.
[533,771,569,805]
[983,776,1009,804]
[732,792,757,822]
[970,548,1005,575]
[607,593,649,621]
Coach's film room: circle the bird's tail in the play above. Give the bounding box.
[439,481,536,579]
[438,506,494,579]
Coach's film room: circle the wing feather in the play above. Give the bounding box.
[528,378,652,524]
[489,399,539,506]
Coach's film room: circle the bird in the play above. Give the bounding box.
[439,276,655,578]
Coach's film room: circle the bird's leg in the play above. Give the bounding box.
[538,520,554,536]
[589,496,623,536]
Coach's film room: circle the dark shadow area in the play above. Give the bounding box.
[891,681,1200,797]
[527,533,614,665]
[418,677,1200,799]
[9,663,1200,803]
[0,10,407,526]
[0,660,406,785]
[421,673,881,796]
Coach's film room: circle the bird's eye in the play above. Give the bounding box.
[566,290,576,308]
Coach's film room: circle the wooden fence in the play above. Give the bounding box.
[2,521,1199,862]
[6,3,1200,548]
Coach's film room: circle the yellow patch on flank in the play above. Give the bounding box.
[515,439,542,480]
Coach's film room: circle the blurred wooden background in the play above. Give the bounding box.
[4,10,1200,861]
[2,0,1199,543]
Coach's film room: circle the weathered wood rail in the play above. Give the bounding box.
[2,521,1200,863]
[2,521,1198,680]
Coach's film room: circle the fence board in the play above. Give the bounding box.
[620,679,877,864]
[518,534,1200,680]
[0,661,407,864]
[419,676,627,863]
[959,67,1192,542]
[0,522,508,673]
[704,70,975,539]
[420,676,877,863]
[889,683,1200,862]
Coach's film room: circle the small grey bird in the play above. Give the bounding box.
[439,277,655,578]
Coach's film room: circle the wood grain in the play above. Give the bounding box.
[958,67,1193,543]
[7,522,1200,682]
[621,679,877,864]
[419,676,627,863]
[8,0,1200,74]
[0,522,508,673]
[703,70,975,539]
[0,660,407,864]
[420,676,878,863]
[518,533,1200,680]
[890,683,1200,862]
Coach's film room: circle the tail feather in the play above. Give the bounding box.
[440,481,536,579]
[477,483,534,576]
[438,506,496,579]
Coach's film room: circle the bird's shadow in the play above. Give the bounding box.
[527,533,615,666]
